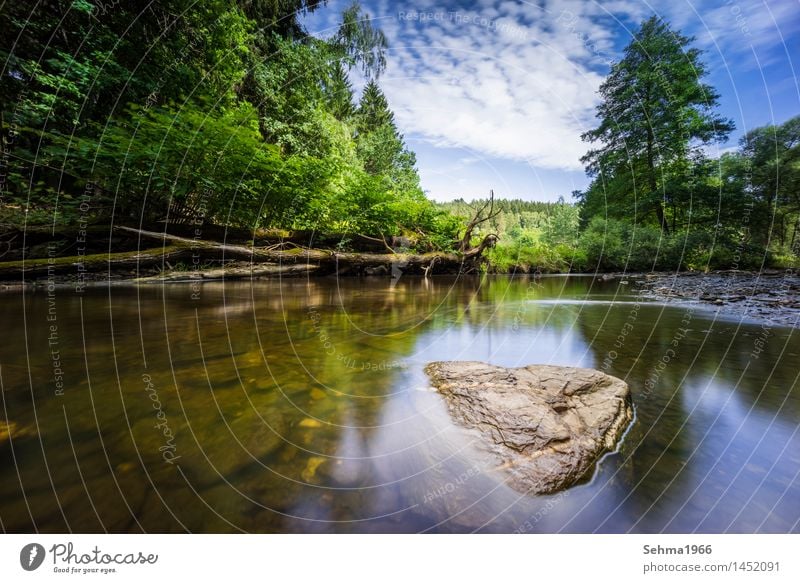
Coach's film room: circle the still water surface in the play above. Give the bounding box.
[1,275,798,532]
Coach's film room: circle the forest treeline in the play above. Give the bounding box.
[1,3,798,272]
[574,18,799,272]
[443,18,800,273]
[0,0,460,252]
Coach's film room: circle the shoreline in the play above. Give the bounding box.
[630,270,800,328]
[1,263,796,328]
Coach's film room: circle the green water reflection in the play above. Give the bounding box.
[0,275,798,532]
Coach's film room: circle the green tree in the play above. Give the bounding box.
[333,1,388,80]
[236,0,327,37]
[323,61,356,121]
[580,17,734,233]
[244,34,337,157]
[738,115,800,247]
[0,0,252,219]
[355,80,396,132]
[47,100,332,226]
[0,0,457,251]
[354,81,417,187]
[542,199,580,247]
[238,1,386,151]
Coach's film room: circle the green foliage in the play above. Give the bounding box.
[1,0,455,249]
[356,123,403,176]
[737,115,800,248]
[4,3,796,271]
[580,16,734,232]
[576,217,627,271]
[312,166,456,249]
[438,198,581,247]
[355,81,396,131]
[245,35,337,157]
[572,17,797,271]
[45,101,329,227]
[570,219,772,272]
[237,0,326,36]
[485,241,572,273]
[0,0,253,226]
[351,78,419,195]
[324,61,357,121]
[333,2,388,79]
[438,199,584,272]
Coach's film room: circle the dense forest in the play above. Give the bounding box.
[0,0,459,252]
[445,18,800,273]
[575,18,799,272]
[0,3,797,273]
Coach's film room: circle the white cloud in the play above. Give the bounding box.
[306,0,797,174]
[369,1,626,171]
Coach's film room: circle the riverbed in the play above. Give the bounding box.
[1,275,798,532]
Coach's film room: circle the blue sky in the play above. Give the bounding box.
[304,0,800,202]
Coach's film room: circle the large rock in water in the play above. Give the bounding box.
[425,362,633,495]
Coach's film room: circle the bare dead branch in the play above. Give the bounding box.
[357,232,396,253]
[423,256,438,278]
[458,190,502,253]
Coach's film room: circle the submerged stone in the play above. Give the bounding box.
[0,420,36,445]
[310,388,328,400]
[425,362,633,495]
[301,456,326,482]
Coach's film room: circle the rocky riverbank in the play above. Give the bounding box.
[630,271,800,327]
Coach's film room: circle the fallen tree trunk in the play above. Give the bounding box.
[135,263,321,282]
[0,226,481,281]
[0,245,196,280]
[116,226,473,276]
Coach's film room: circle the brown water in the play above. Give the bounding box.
[0,275,798,533]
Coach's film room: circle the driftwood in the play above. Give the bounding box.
[0,245,195,280]
[355,233,397,254]
[0,226,484,281]
[116,226,462,273]
[423,256,438,279]
[464,233,499,259]
[458,190,501,254]
[135,263,321,282]
[0,201,508,282]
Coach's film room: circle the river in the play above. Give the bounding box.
[0,275,798,533]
